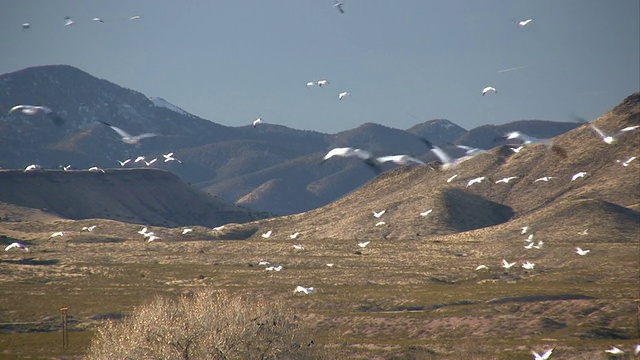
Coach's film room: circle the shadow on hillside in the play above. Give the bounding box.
[441,189,514,232]
[0,258,59,266]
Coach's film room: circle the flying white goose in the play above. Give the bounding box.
[466,176,486,188]
[333,1,345,14]
[521,226,529,234]
[338,91,351,100]
[252,118,262,127]
[118,159,131,166]
[134,156,146,163]
[532,240,544,249]
[316,79,329,87]
[182,228,193,235]
[605,346,624,355]
[163,152,182,163]
[634,344,640,356]
[22,23,31,29]
[294,286,316,294]
[82,225,96,232]
[293,244,305,250]
[376,155,424,166]
[571,172,587,181]
[144,158,157,167]
[326,263,335,267]
[88,167,105,173]
[575,247,590,256]
[50,231,65,238]
[358,241,370,248]
[375,221,385,226]
[616,156,636,167]
[322,148,381,173]
[502,259,516,269]
[92,17,104,23]
[475,265,488,271]
[446,174,459,183]
[496,131,567,157]
[482,86,497,96]
[63,165,73,171]
[289,232,300,239]
[138,227,150,235]
[261,230,272,238]
[130,15,141,20]
[258,261,270,266]
[212,225,225,231]
[578,229,589,236]
[421,139,475,170]
[581,118,639,144]
[373,210,386,218]
[510,146,524,153]
[64,16,75,26]
[534,176,554,183]
[454,144,486,156]
[524,242,534,249]
[521,261,535,270]
[147,235,160,242]
[517,18,535,27]
[531,347,553,360]
[5,242,29,252]
[420,209,433,216]
[306,81,315,87]
[24,164,42,172]
[495,176,518,184]
[100,121,158,145]
[265,265,283,271]
[9,105,65,125]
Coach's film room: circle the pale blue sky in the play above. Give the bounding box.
[1,1,638,133]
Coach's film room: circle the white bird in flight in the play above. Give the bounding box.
[454,144,486,156]
[182,228,193,235]
[129,15,141,20]
[92,17,104,23]
[580,117,639,144]
[497,132,568,158]
[64,16,75,26]
[420,209,433,217]
[531,347,553,360]
[305,81,315,88]
[258,261,270,266]
[502,259,516,269]
[616,156,636,167]
[289,232,300,239]
[24,164,42,172]
[517,18,535,27]
[524,242,534,249]
[5,242,29,252]
[446,174,459,183]
[375,221,385,226]
[322,148,381,173]
[522,261,535,270]
[421,139,475,170]
[261,230,272,238]
[147,235,160,242]
[100,121,158,145]
[118,159,131,167]
[605,346,624,355]
[22,23,31,29]
[358,241,370,248]
[88,167,105,173]
[510,146,524,153]
[571,172,587,181]
[82,225,96,232]
[293,244,305,250]
[138,227,150,236]
[475,265,488,271]
[134,156,146,163]
[144,158,157,167]
[212,225,225,231]
[9,105,65,125]
[50,231,65,238]
[495,176,518,184]
[373,210,386,218]
[338,91,351,100]
[521,226,529,234]
[578,229,589,236]
[576,247,590,256]
[163,152,182,163]
[333,1,345,14]
[317,79,330,87]
[466,176,486,188]
[482,86,497,96]
[252,118,262,127]
[294,286,316,294]
[534,176,555,183]
[376,155,424,166]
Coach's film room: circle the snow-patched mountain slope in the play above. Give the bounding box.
[149,96,192,116]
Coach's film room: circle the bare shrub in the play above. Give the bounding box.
[86,288,325,359]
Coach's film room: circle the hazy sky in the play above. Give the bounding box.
[1,1,638,133]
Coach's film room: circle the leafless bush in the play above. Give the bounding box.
[86,288,325,360]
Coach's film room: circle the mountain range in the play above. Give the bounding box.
[1,65,583,216]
